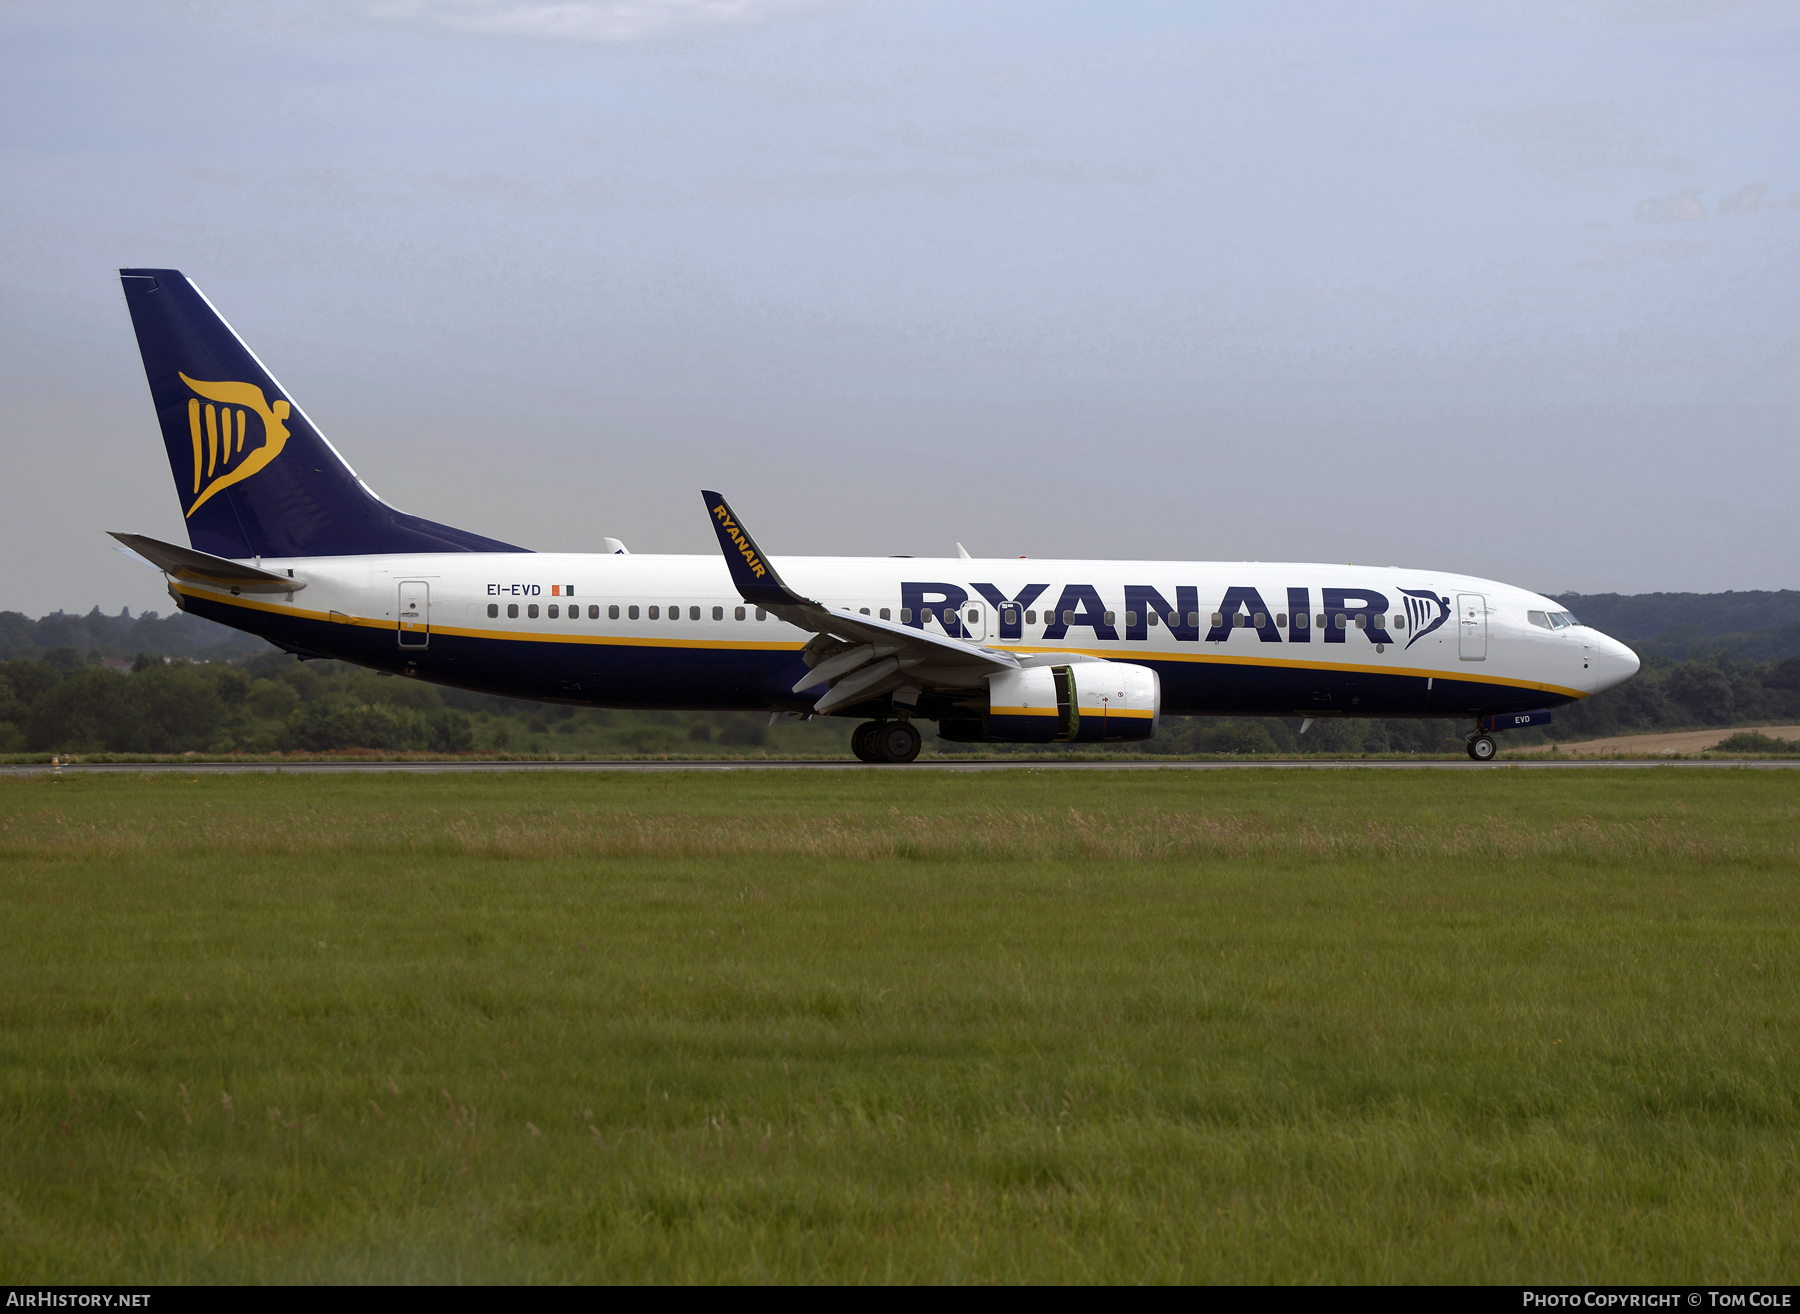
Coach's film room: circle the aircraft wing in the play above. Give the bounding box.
[700,490,1017,714]
[109,531,305,593]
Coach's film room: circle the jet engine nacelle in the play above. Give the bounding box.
[961,660,1161,743]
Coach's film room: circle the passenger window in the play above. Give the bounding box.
[713,605,724,621]
[1231,614,1244,628]
[755,608,766,621]
[859,607,869,615]
[1025,610,1035,624]
[899,608,912,623]
[648,606,659,619]
[735,606,745,620]
[1336,614,1347,629]
[548,604,559,618]
[1062,610,1074,625]
[1211,613,1223,627]
[1316,614,1326,627]
[487,603,498,618]
[943,607,956,624]
[628,605,639,620]
[690,606,700,621]
[1392,615,1404,628]
[1168,612,1179,627]
[507,603,518,618]
[1124,611,1138,627]
[1187,612,1199,628]
[966,609,979,625]
[1276,613,1287,626]
[1355,614,1366,629]
[528,604,539,619]
[1295,613,1308,629]
[1104,611,1115,625]
[607,605,618,619]
[1002,609,1016,625]
[880,608,890,620]
[1253,612,1265,627]
[1146,611,1158,627]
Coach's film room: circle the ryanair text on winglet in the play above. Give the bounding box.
[712,504,767,580]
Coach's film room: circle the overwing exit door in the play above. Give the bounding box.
[1457,592,1486,660]
[399,580,429,648]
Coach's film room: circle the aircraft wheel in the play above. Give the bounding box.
[873,720,922,764]
[850,721,882,762]
[1468,734,1497,762]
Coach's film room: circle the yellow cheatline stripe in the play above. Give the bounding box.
[1002,643,1586,700]
[989,705,1153,719]
[174,586,1582,699]
[172,585,806,653]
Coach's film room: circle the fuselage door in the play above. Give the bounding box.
[399,580,430,648]
[1457,592,1486,661]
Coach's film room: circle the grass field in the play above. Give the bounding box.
[2,768,1797,1283]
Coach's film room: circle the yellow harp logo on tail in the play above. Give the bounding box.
[177,372,291,517]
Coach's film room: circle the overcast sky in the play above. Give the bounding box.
[2,0,1796,619]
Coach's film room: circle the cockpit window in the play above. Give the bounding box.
[1528,610,1552,630]
[1548,612,1570,630]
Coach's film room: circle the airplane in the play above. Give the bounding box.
[110,268,1641,763]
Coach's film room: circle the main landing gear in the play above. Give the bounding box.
[1466,734,1497,762]
[851,720,923,764]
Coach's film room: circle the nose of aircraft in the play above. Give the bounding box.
[1588,632,1640,693]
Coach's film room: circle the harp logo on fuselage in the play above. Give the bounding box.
[177,372,292,518]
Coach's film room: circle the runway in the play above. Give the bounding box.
[6,758,1799,775]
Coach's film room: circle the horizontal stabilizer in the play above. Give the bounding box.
[108,532,305,593]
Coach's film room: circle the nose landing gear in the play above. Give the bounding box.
[851,719,923,763]
[1464,709,1552,762]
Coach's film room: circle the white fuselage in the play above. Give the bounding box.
[171,550,1640,721]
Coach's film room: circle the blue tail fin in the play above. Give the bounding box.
[119,269,525,559]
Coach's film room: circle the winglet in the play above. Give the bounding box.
[701,491,806,608]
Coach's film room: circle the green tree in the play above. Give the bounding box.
[245,678,300,721]
[130,664,226,752]
[424,710,474,752]
[1665,664,1734,725]
[26,669,136,751]
[282,702,425,752]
